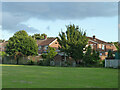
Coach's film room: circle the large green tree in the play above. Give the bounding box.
[41,47,57,66]
[6,30,38,56]
[32,33,47,40]
[47,47,57,60]
[57,24,88,63]
[83,45,92,66]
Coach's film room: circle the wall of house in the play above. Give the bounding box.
[38,45,48,54]
[49,39,59,49]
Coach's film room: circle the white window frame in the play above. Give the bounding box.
[99,44,101,48]
[102,44,104,50]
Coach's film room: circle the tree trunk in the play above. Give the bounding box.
[16,58,19,65]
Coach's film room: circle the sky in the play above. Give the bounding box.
[0,2,118,42]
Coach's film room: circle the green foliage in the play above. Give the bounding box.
[57,24,88,61]
[83,45,92,66]
[102,60,105,67]
[40,47,57,66]
[91,49,100,64]
[27,60,34,65]
[6,30,38,56]
[83,46,100,66]
[107,50,114,59]
[47,47,57,60]
[14,30,28,37]
[0,51,6,57]
[37,60,44,66]
[0,39,5,43]
[114,42,120,52]
[32,33,47,40]
[41,53,47,60]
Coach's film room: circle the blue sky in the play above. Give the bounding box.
[0,2,118,42]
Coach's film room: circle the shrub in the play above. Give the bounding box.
[43,59,50,66]
[102,60,105,67]
[37,60,44,66]
[27,60,34,65]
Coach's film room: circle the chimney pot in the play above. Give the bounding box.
[93,35,95,39]
[44,35,47,40]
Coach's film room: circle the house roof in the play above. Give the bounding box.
[37,38,56,46]
[0,42,8,47]
[87,36,107,44]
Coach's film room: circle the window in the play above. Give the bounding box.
[102,44,104,50]
[38,46,41,50]
[99,44,101,48]
[44,46,48,50]
[55,42,57,44]
[100,53,102,56]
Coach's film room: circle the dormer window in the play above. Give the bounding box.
[55,42,57,44]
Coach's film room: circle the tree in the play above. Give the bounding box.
[14,52,23,64]
[0,39,5,43]
[57,24,88,63]
[107,50,114,58]
[91,49,100,64]
[83,45,92,66]
[114,42,120,52]
[47,47,57,60]
[6,30,38,64]
[41,47,57,66]
[32,33,47,40]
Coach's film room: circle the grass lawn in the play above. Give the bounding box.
[1,64,118,88]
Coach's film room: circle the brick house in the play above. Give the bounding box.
[0,35,117,60]
[87,35,117,60]
[0,41,8,52]
[37,36,60,55]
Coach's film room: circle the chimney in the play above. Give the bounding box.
[93,35,95,40]
[3,40,5,42]
[44,35,47,40]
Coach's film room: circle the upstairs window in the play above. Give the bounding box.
[102,45,104,50]
[99,44,101,48]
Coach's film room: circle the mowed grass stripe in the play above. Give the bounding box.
[2,65,118,88]
[0,64,24,66]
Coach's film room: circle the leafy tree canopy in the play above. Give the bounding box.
[47,46,57,60]
[32,33,47,40]
[57,24,88,61]
[6,30,38,56]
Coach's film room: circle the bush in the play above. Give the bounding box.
[37,60,44,66]
[102,60,105,67]
[43,59,50,66]
[27,60,34,65]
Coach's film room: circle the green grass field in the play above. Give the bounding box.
[1,65,118,88]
